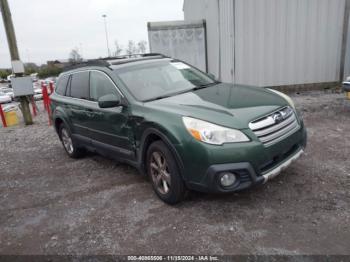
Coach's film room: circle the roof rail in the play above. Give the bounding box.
[63,59,110,72]
[101,53,167,61]
[107,53,169,66]
[62,53,168,72]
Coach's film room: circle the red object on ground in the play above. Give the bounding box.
[41,82,52,126]
[31,96,37,117]
[42,82,49,112]
[49,82,54,95]
[47,89,52,126]
[0,103,7,128]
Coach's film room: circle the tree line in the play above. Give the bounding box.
[69,40,148,63]
[0,40,148,79]
[114,40,147,56]
[0,63,62,79]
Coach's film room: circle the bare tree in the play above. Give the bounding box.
[69,48,83,63]
[114,41,123,56]
[137,40,148,54]
[126,40,137,55]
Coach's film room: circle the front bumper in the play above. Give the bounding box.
[184,122,307,193]
[187,147,304,193]
[261,148,304,183]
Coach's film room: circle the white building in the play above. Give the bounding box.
[150,0,350,88]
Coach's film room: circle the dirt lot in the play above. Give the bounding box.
[0,91,349,255]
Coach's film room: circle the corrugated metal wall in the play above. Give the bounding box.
[148,21,208,72]
[235,0,346,86]
[218,0,235,83]
[345,13,350,79]
[184,0,347,87]
[184,0,220,77]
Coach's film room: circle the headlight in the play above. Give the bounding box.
[268,89,296,109]
[182,117,249,145]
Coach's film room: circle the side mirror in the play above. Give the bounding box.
[98,94,122,108]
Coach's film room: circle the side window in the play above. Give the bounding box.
[55,75,69,96]
[90,71,120,101]
[70,72,90,99]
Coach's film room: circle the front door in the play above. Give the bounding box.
[87,70,134,159]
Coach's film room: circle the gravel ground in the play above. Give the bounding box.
[0,91,349,255]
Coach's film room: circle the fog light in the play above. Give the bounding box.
[220,172,237,187]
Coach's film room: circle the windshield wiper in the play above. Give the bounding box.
[144,82,220,102]
[192,81,220,90]
[144,95,171,102]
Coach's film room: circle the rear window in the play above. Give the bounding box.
[70,72,89,99]
[55,75,69,96]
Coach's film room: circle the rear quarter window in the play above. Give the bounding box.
[70,72,90,99]
[55,75,69,96]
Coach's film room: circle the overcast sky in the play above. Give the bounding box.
[0,0,184,68]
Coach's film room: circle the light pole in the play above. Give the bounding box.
[102,14,111,57]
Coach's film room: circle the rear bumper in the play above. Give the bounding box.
[187,146,305,193]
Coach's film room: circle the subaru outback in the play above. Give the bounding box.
[50,54,307,204]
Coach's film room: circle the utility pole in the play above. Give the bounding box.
[102,14,111,57]
[0,0,33,125]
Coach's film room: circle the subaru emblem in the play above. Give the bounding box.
[273,112,284,124]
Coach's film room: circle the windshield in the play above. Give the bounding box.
[114,60,216,102]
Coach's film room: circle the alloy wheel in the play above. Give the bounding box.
[150,151,171,195]
[61,128,74,154]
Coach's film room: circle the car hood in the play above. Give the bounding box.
[145,83,289,129]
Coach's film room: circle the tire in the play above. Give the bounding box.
[58,124,85,158]
[146,141,186,204]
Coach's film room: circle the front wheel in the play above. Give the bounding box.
[147,141,186,204]
[58,124,85,158]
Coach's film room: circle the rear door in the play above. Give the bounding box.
[66,71,93,138]
[87,70,134,158]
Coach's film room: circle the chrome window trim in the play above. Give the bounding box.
[54,69,125,100]
[60,95,98,105]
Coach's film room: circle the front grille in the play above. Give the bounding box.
[249,107,300,147]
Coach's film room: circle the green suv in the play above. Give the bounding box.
[51,54,307,204]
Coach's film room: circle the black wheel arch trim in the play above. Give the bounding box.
[139,128,185,180]
[53,110,73,135]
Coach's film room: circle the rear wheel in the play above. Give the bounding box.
[59,124,85,158]
[147,141,186,204]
